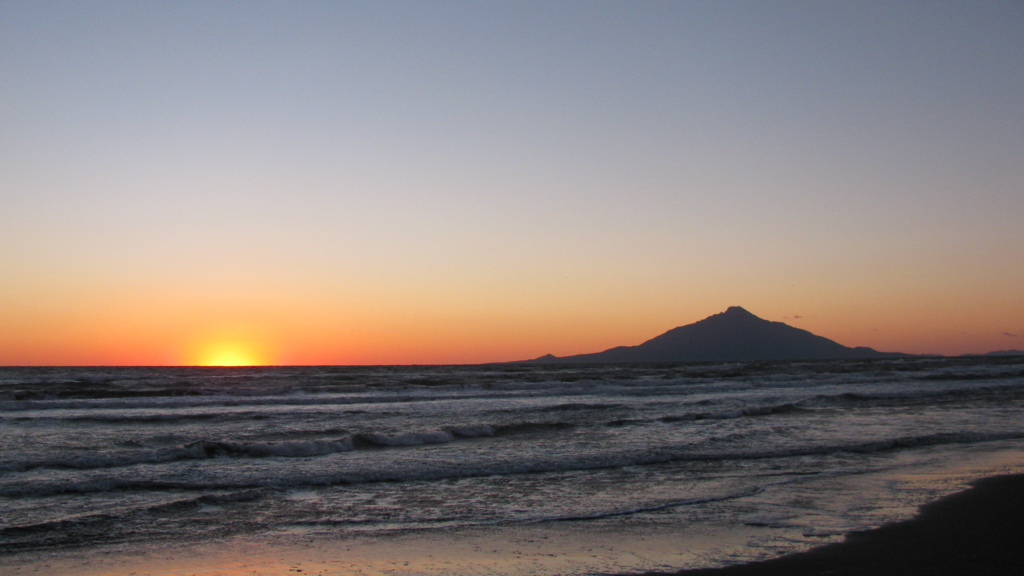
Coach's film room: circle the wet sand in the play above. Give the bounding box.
[662,473,1024,576]
[0,520,758,576]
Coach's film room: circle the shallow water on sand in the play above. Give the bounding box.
[2,357,1023,574]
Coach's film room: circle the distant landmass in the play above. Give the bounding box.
[526,306,903,363]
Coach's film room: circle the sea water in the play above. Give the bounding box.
[2,357,1023,574]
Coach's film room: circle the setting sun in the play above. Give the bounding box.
[200,344,262,367]
[186,327,275,367]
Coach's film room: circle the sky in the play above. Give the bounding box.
[2,1,1022,365]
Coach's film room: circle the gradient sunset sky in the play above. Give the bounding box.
[2,1,1022,366]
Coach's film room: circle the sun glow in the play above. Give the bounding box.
[189,332,273,367]
[201,346,260,367]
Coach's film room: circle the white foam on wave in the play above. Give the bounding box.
[356,431,455,446]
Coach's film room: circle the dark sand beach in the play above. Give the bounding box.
[664,473,1024,576]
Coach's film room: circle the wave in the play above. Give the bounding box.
[6,381,1022,475]
[6,430,1021,499]
[5,381,1013,428]
[138,487,270,514]
[538,486,766,523]
[0,424,520,474]
[0,385,577,413]
[0,437,359,473]
[0,394,420,412]
[0,410,277,424]
[651,382,1024,424]
[826,382,1024,404]
[5,368,1018,417]
[538,402,624,412]
[289,486,772,529]
[183,438,356,458]
[658,401,808,423]
[0,488,273,555]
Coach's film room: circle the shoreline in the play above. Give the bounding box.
[658,473,1024,576]
[5,471,1023,575]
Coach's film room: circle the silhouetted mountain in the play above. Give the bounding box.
[967,350,1024,357]
[527,306,899,363]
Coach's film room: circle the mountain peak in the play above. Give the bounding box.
[706,306,762,324]
[526,306,896,363]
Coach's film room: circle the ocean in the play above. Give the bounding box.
[2,356,1023,575]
